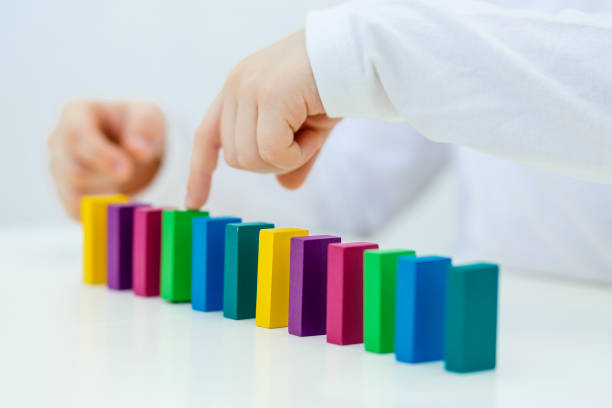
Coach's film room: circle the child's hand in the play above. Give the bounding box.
[48,100,165,220]
[186,29,339,209]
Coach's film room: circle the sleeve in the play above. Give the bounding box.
[297,118,452,235]
[306,0,612,184]
[197,118,452,236]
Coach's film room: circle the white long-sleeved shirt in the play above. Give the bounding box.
[307,0,612,184]
[141,0,612,282]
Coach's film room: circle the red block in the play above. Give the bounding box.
[326,242,379,345]
[132,207,166,297]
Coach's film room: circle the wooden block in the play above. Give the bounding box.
[133,207,169,297]
[81,194,129,284]
[223,222,274,320]
[191,216,242,312]
[326,242,378,345]
[363,249,415,353]
[394,256,451,363]
[255,228,309,329]
[445,263,499,373]
[160,209,209,302]
[107,202,149,290]
[288,235,341,337]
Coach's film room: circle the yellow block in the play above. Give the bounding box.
[81,194,129,284]
[256,227,309,328]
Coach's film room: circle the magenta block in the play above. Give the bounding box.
[289,235,341,337]
[132,207,167,297]
[107,202,148,290]
[326,242,379,345]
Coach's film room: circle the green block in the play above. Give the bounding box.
[445,263,499,373]
[223,222,274,319]
[364,249,415,353]
[160,209,209,302]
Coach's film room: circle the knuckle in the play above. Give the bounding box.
[226,66,242,88]
[223,150,240,169]
[236,155,248,169]
[238,77,255,95]
[235,152,254,169]
[237,73,259,95]
[259,146,282,165]
[258,85,281,105]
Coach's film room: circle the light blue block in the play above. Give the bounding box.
[395,255,451,363]
[192,216,242,312]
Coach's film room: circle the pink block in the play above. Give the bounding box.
[132,207,166,297]
[326,242,378,345]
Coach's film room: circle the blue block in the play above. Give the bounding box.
[192,216,242,312]
[394,255,451,363]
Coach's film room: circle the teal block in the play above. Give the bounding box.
[223,222,274,320]
[445,263,499,373]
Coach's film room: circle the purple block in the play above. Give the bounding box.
[289,235,341,337]
[107,202,149,290]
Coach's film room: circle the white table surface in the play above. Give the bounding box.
[1,225,611,408]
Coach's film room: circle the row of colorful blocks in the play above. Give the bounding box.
[82,195,499,373]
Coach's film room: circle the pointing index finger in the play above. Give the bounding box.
[186,93,223,209]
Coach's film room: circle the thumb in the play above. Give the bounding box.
[122,103,166,161]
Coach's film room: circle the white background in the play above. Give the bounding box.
[0,0,328,224]
[1,0,460,258]
[1,0,456,249]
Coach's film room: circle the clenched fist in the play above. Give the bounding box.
[186,29,340,209]
[48,100,165,220]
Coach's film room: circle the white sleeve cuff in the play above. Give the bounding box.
[306,4,401,121]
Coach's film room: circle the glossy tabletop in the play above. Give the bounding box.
[1,225,611,407]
